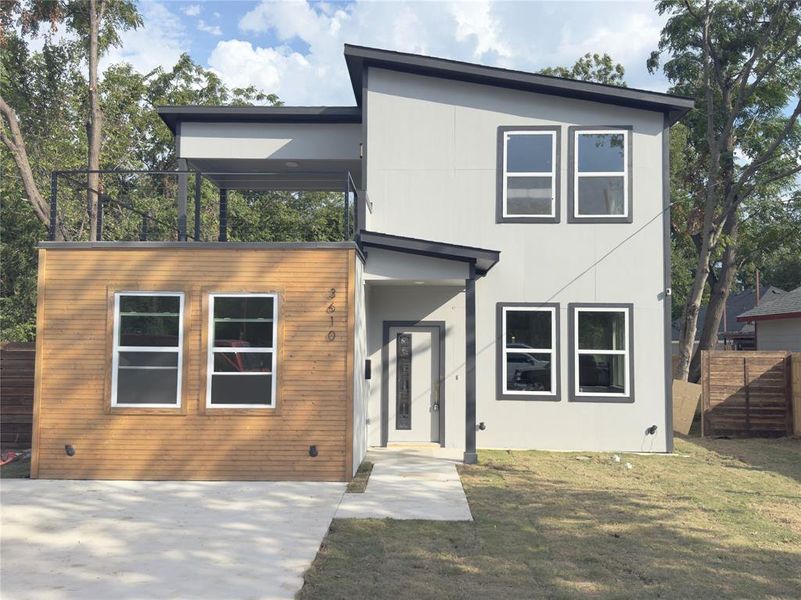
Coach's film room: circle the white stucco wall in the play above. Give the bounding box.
[179,122,361,161]
[757,319,801,352]
[364,68,670,452]
[352,256,368,475]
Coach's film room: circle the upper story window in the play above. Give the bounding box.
[207,293,277,408]
[569,127,632,223]
[497,126,560,223]
[497,303,560,400]
[569,303,633,402]
[111,292,184,408]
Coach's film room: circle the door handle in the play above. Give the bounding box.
[432,403,439,412]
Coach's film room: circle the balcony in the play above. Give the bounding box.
[47,168,361,243]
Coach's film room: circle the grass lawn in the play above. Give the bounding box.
[299,437,801,600]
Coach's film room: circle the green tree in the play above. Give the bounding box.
[540,53,627,86]
[649,0,801,380]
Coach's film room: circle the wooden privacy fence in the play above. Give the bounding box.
[0,342,35,450]
[701,350,795,437]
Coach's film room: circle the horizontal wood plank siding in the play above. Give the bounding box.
[0,342,36,450]
[34,247,355,481]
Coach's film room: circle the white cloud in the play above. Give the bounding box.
[102,1,186,74]
[204,1,671,104]
[450,0,512,60]
[198,20,222,36]
[182,4,201,17]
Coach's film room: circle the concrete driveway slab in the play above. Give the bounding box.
[0,480,345,600]
[336,447,472,521]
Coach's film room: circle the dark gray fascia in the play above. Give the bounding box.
[567,125,634,225]
[357,230,500,275]
[496,302,561,401]
[567,302,635,404]
[343,44,694,122]
[157,106,363,134]
[496,126,561,224]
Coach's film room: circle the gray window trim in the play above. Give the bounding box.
[496,126,561,224]
[567,126,633,224]
[496,302,561,401]
[568,302,634,403]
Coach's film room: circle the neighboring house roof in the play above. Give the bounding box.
[157,106,362,134]
[343,44,695,123]
[157,44,695,134]
[737,285,801,322]
[672,286,786,341]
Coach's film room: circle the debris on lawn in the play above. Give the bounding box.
[612,454,621,463]
[574,456,591,461]
[625,462,633,470]
[1,450,31,466]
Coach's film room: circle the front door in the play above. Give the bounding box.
[387,326,441,443]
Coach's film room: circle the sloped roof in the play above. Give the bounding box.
[672,286,786,340]
[738,285,801,322]
[344,44,694,123]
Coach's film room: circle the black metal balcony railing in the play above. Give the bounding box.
[48,169,360,243]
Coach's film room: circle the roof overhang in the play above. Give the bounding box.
[157,106,362,135]
[357,230,500,277]
[344,44,694,124]
[737,311,801,323]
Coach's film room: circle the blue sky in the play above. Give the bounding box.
[102,0,673,105]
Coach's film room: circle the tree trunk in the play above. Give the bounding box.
[0,96,66,241]
[674,4,718,381]
[688,218,740,382]
[86,0,103,242]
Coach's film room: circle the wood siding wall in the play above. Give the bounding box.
[32,246,356,481]
[1,342,35,450]
[701,351,793,437]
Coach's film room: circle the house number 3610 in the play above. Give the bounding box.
[327,288,336,341]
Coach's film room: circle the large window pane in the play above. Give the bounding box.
[213,352,272,373]
[578,354,626,393]
[578,311,626,350]
[506,310,551,349]
[506,352,551,392]
[117,368,178,405]
[214,296,274,320]
[577,176,625,215]
[211,374,272,405]
[506,177,553,215]
[578,133,625,172]
[214,321,273,348]
[120,315,179,346]
[507,134,552,173]
[120,295,179,315]
[119,352,178,368]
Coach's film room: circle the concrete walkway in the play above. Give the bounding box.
[336,446,473,521]
[1,480,345,600]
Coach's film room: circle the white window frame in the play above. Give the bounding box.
[501,305,557,396]
[206,293,277,409]
[573,129,629,219]
[111,291,184,408]
[573,306,630,398]
[502,130,557,218]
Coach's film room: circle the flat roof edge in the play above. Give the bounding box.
[38,240,361,253]
[157,105,363,133]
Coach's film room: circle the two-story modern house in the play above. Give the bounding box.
[30,45,693,481]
